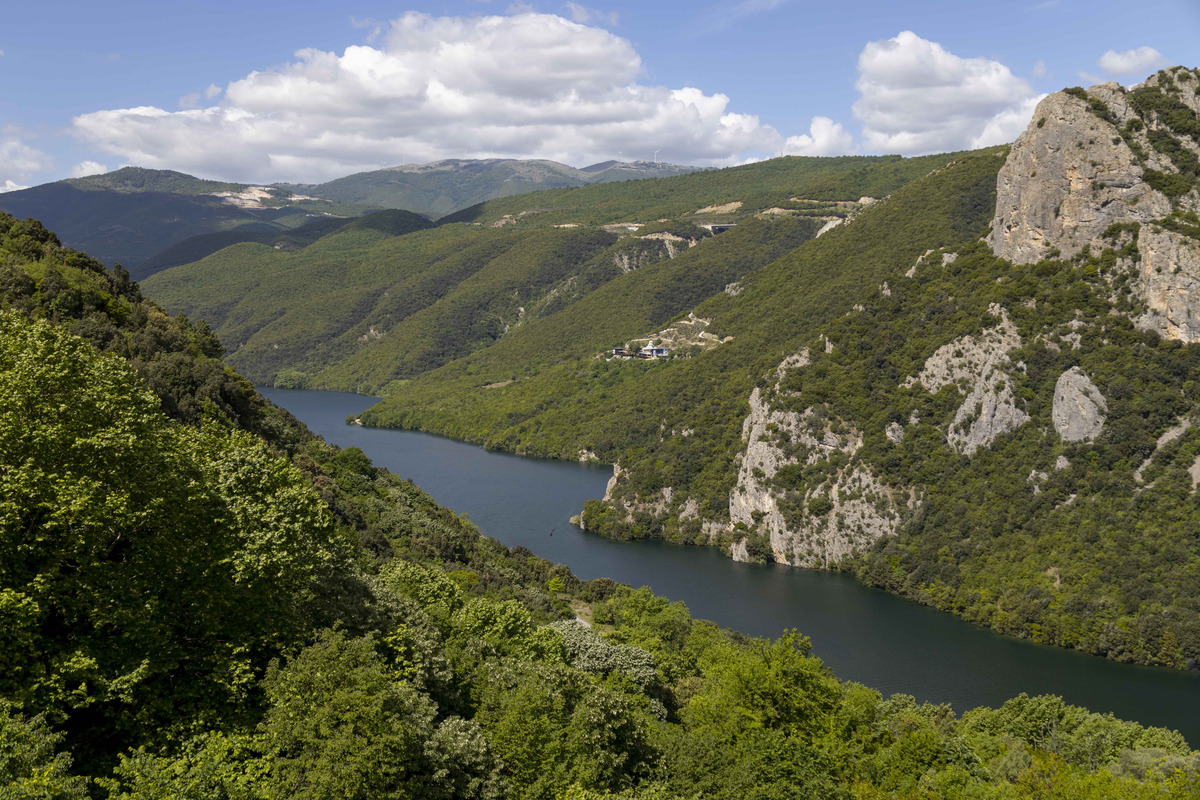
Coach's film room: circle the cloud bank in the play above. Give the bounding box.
[68,15,1048,184]
[783,117,855,157]
[0,130,52,192]
[74,12,789,183]
[1098,47,1166,77]
[853,31,1042,155]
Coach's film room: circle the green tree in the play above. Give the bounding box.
[0,313,341,758]
[0,702,88,799]
[261,629,501,800]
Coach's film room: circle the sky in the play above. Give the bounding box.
[2,0,1198,189]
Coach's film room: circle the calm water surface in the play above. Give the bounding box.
[264,387,1200,745]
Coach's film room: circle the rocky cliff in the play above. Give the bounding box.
[728,380,911,568]
[989,67,1200,341]
[904,304,1028,454]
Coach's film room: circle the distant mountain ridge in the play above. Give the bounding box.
[62,166,245,195]
[0,167,372,273]
[0,159,701,273]
[284,158,702,217]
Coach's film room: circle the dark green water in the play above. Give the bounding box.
[264,387,1200,745]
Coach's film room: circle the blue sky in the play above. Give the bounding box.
[2,0,1198,188]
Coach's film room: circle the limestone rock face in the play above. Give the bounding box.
[906,306,1029,454]
[987,71,1200,343]
[729,387,908,567]
[1135,226,1200,342]
[1052,367,1107,442]
[988,88,1171,265]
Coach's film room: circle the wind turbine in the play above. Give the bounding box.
[653,148,661,164]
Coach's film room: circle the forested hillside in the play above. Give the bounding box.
[342,70,1200,673]
[290,157,701,216]
[144,151,968,391]
[4,214,1199,797]
[0,167,374,274]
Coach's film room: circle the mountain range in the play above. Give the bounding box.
[280,157,702,216]
[0,158,699,277]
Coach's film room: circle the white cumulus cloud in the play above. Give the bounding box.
[853,31,1041,155]
[72,11,796,183]
[0,130,52,192]
[1098,46,1166,78]
[783,117,855,156]
[70,160,108,178]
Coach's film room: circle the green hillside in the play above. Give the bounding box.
[144,152,962,391]
[131,208,434,279]
[361,148,1006,502]
[0,167,374,272]
[145,222,624,389]
[291,158,701,216]
[3,211,1199,799]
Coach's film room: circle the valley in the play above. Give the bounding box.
[5,4,1200,795]
[265,386,1200,744]
[2,57,1200,800]
[125,67,1200,675]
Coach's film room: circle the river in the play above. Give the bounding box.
[263,387,1200,744]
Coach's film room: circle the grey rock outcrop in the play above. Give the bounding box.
[906,306,1029,454]
[989,87,1171,264]
[987,70,1200,343]
[1051,367,1107,442]
[1135,226,1200,342]
[729,387,909,567]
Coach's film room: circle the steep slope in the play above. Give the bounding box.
[145,223,623,388]
[292,157,701,215]
[353,68,1200,670]
[0,167,372,270]
[3,211,1198,798]
[144,153,950,390]
[131,208,434,279]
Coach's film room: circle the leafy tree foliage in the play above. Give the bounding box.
[4,210,1200,800]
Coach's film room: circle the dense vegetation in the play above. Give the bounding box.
[5,214,1200,798]
[362,150,1006,519]
[289,158,701,217]
[130,209,435,279]
[145,222,632,391]
[762,232,1200,668]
